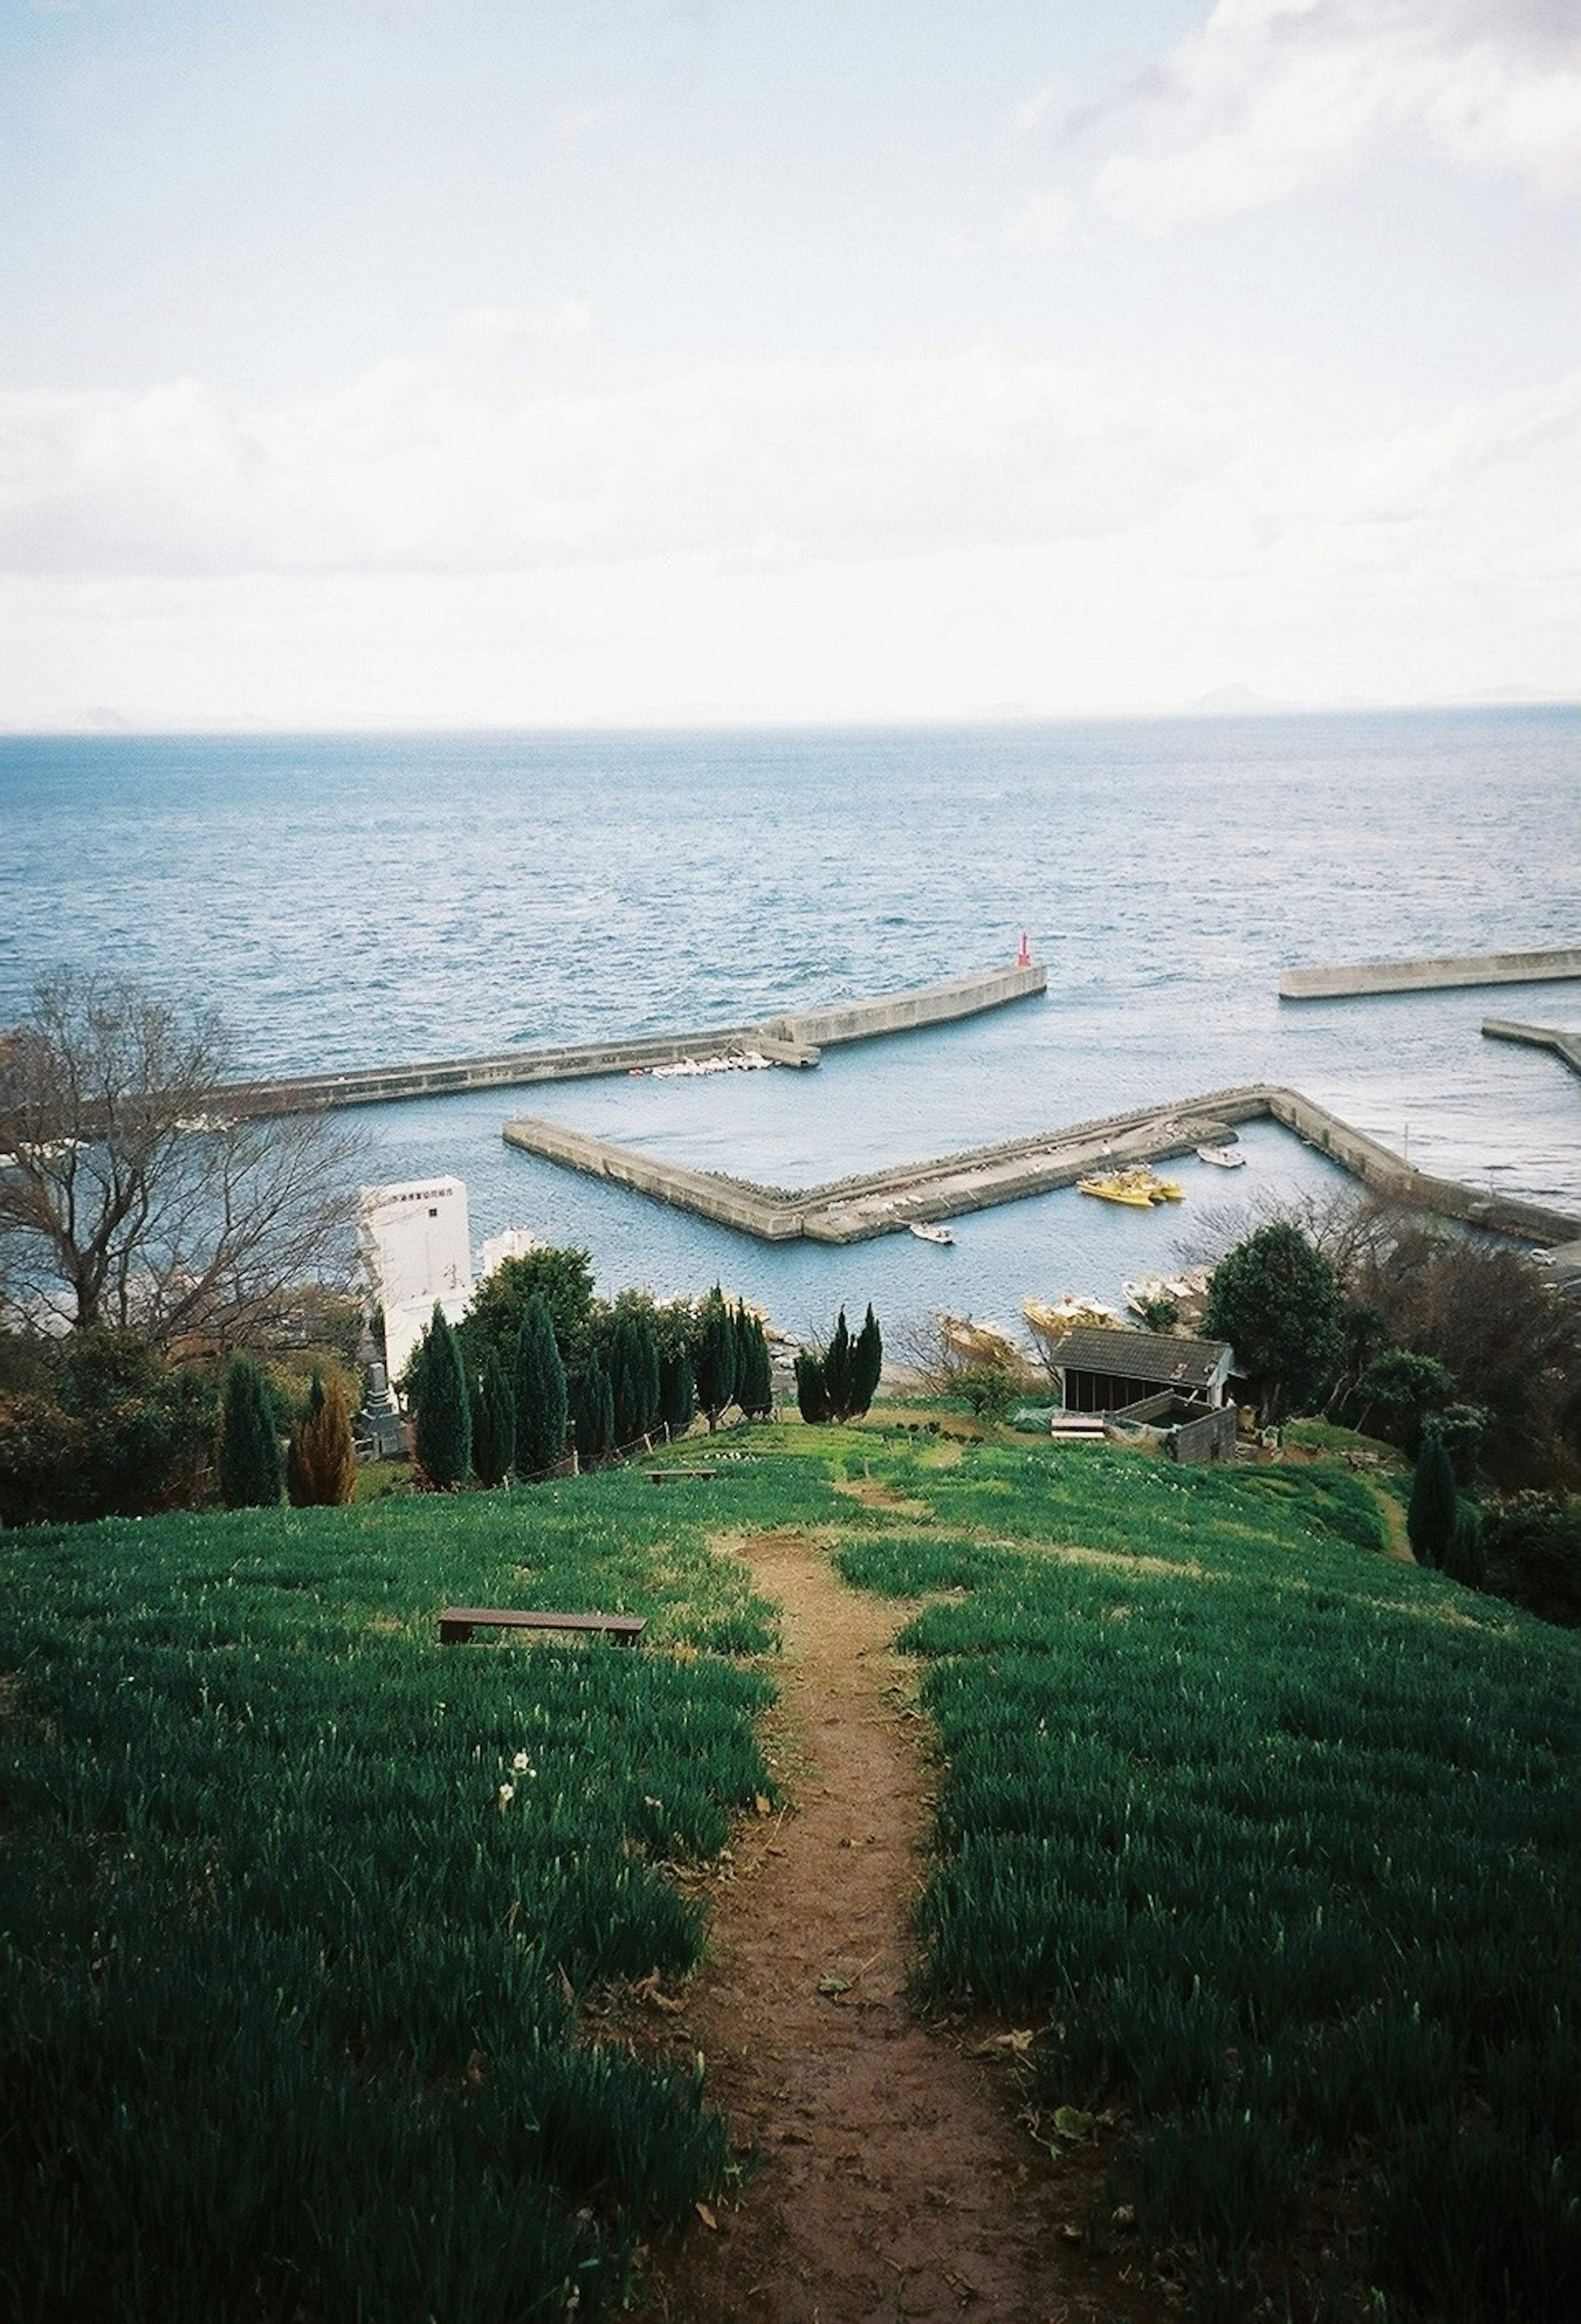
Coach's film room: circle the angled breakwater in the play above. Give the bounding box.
[1483,1017,1581,1083]
[503,1084,1581,1249]
[212,961,1047,1118]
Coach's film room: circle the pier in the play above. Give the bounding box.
[1279,946,1581,1001]
[214,961,1047,1118]
[503,1083,1581,1250]
[1483,1017,1581,1083]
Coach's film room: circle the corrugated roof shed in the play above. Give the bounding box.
[1054,1325,1232,1391]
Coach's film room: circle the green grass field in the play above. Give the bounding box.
[2,1427,1576,2321]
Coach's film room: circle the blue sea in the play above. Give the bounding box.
[2,709,1577,1345]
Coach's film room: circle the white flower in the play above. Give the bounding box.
[497,1782,515,1809]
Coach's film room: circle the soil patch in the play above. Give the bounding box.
[641,1528,1136,2323]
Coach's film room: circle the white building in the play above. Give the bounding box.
[358,1180,543,1389]
[359,1177,474,1385]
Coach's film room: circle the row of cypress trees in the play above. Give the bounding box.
[404,1282,779,1487]
[794,1305,883,1425]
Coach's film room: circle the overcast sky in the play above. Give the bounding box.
[2,0,1576,728]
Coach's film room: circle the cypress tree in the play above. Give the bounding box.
[659,1345,696,1439]
[736,1305,774,1420]
[413,1304,471,1491]
[631,1309,662,1439]
[1407,1429,1458,1569]
[219,1353,282,1509]
[823,1309,854,1421]
[1446,1498,1485,1589]
[850,1304,883,1418]
[572,1355,615,1465]
[794,1349,830,1424]
[514,1294,568,1479]
[289,1368,356,1507]
[470,1351,516,1487]
[692,1287,738,1433]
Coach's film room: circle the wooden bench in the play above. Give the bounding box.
[438,1608,647,1647]
[646,1466,718,1484]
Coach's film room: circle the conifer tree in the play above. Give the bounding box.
[692,1286,738,1432]
[1407,1429,1458,1569]
[659,1345,696,1439]
[513,1294,568,1479]
[735,1303,774,1419]
[850,1304,883,1418]
[219,1353,282,1509]
[288,1368,356,1506]
[572,1354,615,1465]
[823,1309,854,1421]
[630,1308,662,1439]
[794,1349,830,1424]
[413,1304,471,1490]
[470,1351,516,1488]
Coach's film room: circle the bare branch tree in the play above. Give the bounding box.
[0,970,362,1348]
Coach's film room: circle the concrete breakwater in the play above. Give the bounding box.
[503,1083,1581,1249]
[1280,946,1581,1001]
[215,961,1047,1118]
[1483,1017,1581,1083]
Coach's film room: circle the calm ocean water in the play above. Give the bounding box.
[2,709,1577,1343]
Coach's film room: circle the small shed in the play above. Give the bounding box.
[1052,1325,1235,1415]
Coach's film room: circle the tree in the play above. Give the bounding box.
[469,1351,516,1488]
[460,1247,596,1374]
[794,1348,830,1424]
[1202,1222,1345,1423]
[1349,1349,1455,1453]
[1407,1431,1459,1570]
[823,1309,855,1421]
[734,1302,774,1421]
[692,1287,737,1432]
[956,1359,1018,1426]
[850,1305,884,1417]
[513,1293,568,1479]
[287,1368,356,1507]
[0,969,358,1347]
[659,1344,695,1439]
[571,1354,614,1465]
[607,1304,662,1445]
[219,1353,282,1509]
[0,1329,215,1525]
[411,1304,471,1490]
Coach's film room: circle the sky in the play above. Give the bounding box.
[0,0,1576,729]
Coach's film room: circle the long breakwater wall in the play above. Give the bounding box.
[502,1084,1581,1249]
[215,961,1047,1118]
[1280,947,1581,1001]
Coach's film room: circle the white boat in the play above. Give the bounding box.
[1196,1143,1246,1167]
[909,1220,955,1246]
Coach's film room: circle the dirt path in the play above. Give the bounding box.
[641,1529,1119,2324]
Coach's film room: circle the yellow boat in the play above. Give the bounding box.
[1077,1173,1156,1207]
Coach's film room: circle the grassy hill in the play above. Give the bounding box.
[2,1421,1576,2321]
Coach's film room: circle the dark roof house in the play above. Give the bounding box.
[1053,1325,1235,1413]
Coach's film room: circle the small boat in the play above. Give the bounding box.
[1196,1143,1246,1168]
[1077,1172,1157,1208]
[909,1220,955,1246]
[1025,1294,1122,1335]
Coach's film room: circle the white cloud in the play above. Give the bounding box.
[1001,188,1077,254]
[1010,79,1064,138]
[0,330,1238,579]
[1087,0,1581,234]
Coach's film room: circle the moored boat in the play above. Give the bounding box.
[908,1220,955,1245]
[1196,1143,1246,1167]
